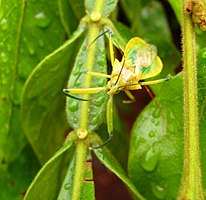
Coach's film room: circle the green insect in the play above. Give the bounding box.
[63,33,169,148]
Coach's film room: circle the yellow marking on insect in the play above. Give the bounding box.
[64,34,169,148]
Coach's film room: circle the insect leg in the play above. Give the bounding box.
[123,90,136,104]
[109,31,115,67]
[91,95,113,149]
[139,77,170,86]
[63,87,106,101]
[88,71,111,78]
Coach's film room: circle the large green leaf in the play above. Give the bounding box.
[57,151,94,200]
[0,0,65,164]
[168,0,182,23]
[21,26,86,164]
[0,145,40,200]
[198,47,206,190]
[66,31,107,132]
[93,139,145,200]
[58,0,80,36]
[24,140,75,200]
[85,0,118,17]
[128,74,184,200]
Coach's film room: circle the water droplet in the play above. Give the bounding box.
[1,76,7,85]
[140,147,160,172]
[34,12,51,28]
[91,115,99,125]
[97,78,106,86]
[152,108,160,118]
[201,51,206,60]
[73,116,78,124]
[0,18,8,30]
[149,131,155,138]
[7,44,11,52]
[27,43,35,55]
[50,65,59,72]
[68,100,78,112]
[151,182,167,199]
[1,52,8,63]
[64,183,71,190]
[75,80,81,87]
[38,39,44,47]
[73,67,80,76]
[94,96,105,107]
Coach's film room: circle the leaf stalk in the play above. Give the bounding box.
[178,0,204,199]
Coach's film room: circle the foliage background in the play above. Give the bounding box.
[1,0,206,199]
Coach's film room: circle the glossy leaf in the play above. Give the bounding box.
[69,0,85,20]
[197,47,206,190]
[21,26,86,164]
[85,0,118,17]
[24,140,75,200]
[57,151,94,200]
[94,141,145,200]
[95,107,129,170]
[128,74,184,200]
[58,0,80,36]
[0,0,65,164]
[66,32,107,132]
[0,145,40,200]
[168,0,182,24]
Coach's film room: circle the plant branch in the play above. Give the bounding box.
[178,0,204,199]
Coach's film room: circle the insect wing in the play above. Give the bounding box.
[124,37,163,80]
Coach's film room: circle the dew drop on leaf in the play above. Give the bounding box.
[151,182,167,199]
[152,108,161,118]
[140,147,160,172]
[97,78,106,86]
[0,18,8,30]
[27,42,36,55]
[64,183,71,190]
[68,100,78,112]
[73,116,78,124]
[1,52,8,63]
[149,131,155,138]
[34,12,51,28]
[38,39,44,47]
[94,96,105,107]
[91,115,99,125]
[201,51,206,60]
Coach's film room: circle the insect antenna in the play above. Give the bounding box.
[87,29,110,48]
[63,90,91,101]
[114,56,125,85]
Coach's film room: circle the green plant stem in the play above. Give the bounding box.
[71,141,88,200]
[72,1,105,200]
[178,0,204,199]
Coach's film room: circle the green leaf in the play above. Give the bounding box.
[69,0,85,20]
[57,151,94,200]
[168,0,182,24]
[66,31,107,132]
[21,26,85,164]
[0,145,40,200]
[0,0,66,163]
[128,74,184,199]
[93,138,145,200]
[24,140,75,200]
[95,107,129,170]
[197,47,206,190]
[58,0,79,36]
[85,0,118,17]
